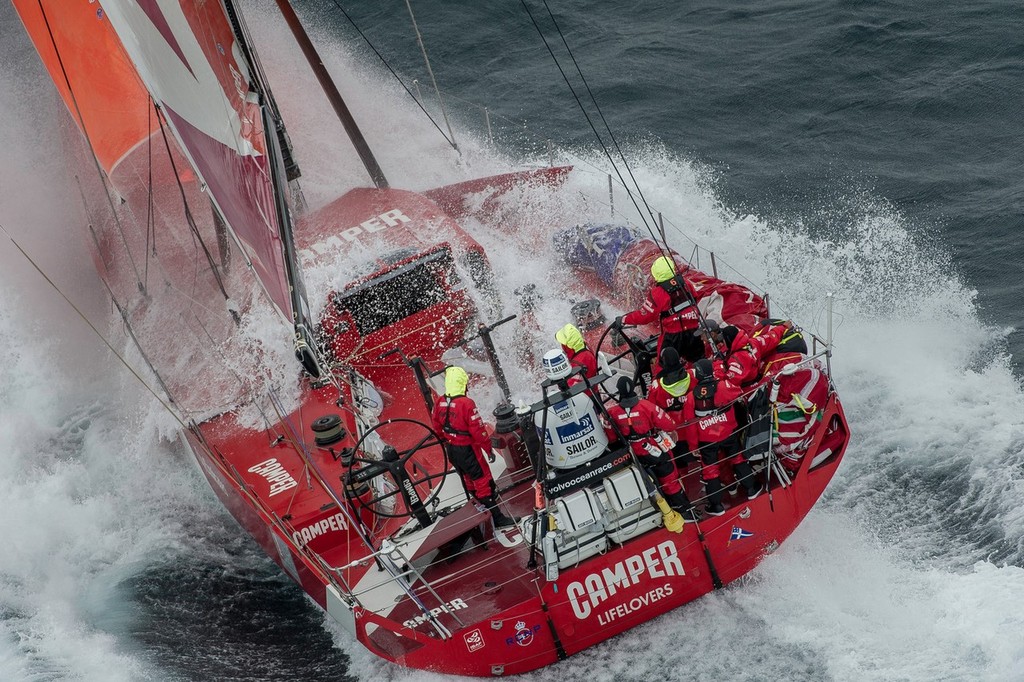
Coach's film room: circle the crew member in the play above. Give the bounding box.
[603,376,694,517]
[555,322,598,381]
[720,322,789,386]
[686,358,762,515]
[646,347,697,466]
[614,255,705,363]
[430,366,515,528]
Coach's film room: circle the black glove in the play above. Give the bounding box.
[612,315,624,329]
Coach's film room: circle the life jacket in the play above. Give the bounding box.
[438,396,471,437]
[692,378,720,417]
[691,376,739,442]
[658,275,696,324]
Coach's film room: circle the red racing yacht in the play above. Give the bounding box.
[11,0,849,676]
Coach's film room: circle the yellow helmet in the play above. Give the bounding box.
[651,256,677,283]
[554,323,585,352]
[444,366,469,396]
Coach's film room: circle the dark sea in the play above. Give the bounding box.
[2,1,1023,680]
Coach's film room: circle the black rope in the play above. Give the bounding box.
[144,98,156,289]
[522,1,690,272]
[153,102,234,309]
[522,0,720,351]
[541,0,660,233]
[324,0,457,150]
[518,1,648,228]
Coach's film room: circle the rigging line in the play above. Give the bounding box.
[86,224,182,411]
[144,99,154,290]
[35,0,147,296]
[518,0,656,239]
[153,102,237,318]
[404,0,458,151]
[179,308,261,408]
[325,0,456,149]
[541,0,660,232]
[521,0,686,285]
[1,222,186,429]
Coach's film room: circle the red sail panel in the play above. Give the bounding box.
[10,0,156,174]
[96,0,294,321]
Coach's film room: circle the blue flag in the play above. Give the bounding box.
[730,527,754,541]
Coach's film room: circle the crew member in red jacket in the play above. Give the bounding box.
[555,323,598,381]
[603,376,694,517]
[615,255,705,363]
[722,322,789,386]
[686,359,762,515]
[646,347,697,466]
[430,366,515,528]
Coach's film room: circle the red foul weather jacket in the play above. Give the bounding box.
[623,278,701,334]
[723,324,787,385]
[560,344,599,381]
[431,395,490,450]
[603,398,676,458]
[685,376,744,443]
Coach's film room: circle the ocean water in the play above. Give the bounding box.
[2,1,1024,681]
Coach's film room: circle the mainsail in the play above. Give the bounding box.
[95,0,303,327]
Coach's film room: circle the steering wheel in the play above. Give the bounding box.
[343,418,451,526]
[596,323,657,397]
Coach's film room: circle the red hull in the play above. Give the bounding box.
[185,386,846,676]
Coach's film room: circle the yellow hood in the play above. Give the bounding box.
[444,366,469,396]
[555,323,585,353]
[651,256,677,283]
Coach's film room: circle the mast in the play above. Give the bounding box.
[262,104,323,379]
[222,0,302,183]
[272,0,389,189]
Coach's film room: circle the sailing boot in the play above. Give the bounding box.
[664,490,698,523]
[704,478,726,516]
[733,461,763,499]
[481,495,517,529]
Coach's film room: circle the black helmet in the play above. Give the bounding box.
[657,347,683,379]
[694,358,714,381]
[721,325,739,349]
[615,376,640,407]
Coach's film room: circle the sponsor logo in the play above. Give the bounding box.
[248,458,297,497]
[464,628,485,652]
[596,585,675,626]
[545,452,631,496]
[506,621,541,647]
[565,540,684,620]
[402,597,468,629]
[564,435,598,457]
[698,413,729,430]
[552,399,573,422]
[300,209,411,261]
[555,413,596,444]
[292,512,350,547]
[401,476,421,504]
